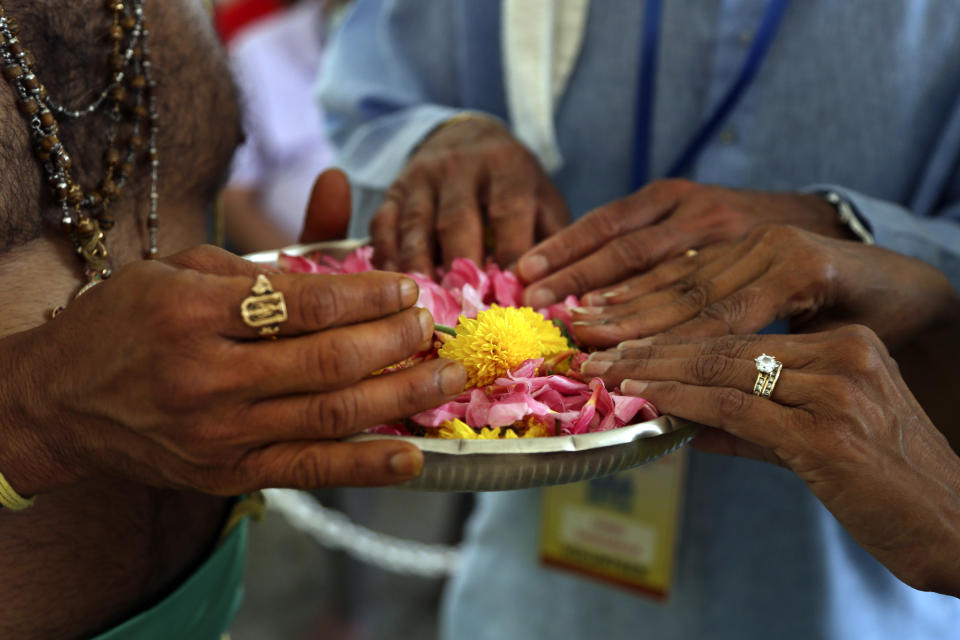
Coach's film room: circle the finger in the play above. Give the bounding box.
[581,352,813,406]
[534,179,571,241]
[690,428,786,467]
[572,239,779,344]
[619,379,805,453]
[580,239,738,306]
[231,439,426,491]
[371,188,403,271]
[523,223,683,308]
[241,358,468,442]
[614,333,825,366]
[486,165,538,267]
[301,168,352,243]
[398,182,438,275]
[434,169,485,268]
[219,270,421,338]
[516,180,687,286]
[580,256,700,308]
[237,307,435,396]
[167,244,267,278]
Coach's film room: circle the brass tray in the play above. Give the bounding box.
[246,241,699,491]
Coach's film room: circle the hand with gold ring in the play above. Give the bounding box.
[579,326,960,597]
[0,245,468,500]
[566,224,959,349]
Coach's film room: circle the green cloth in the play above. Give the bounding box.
[93,518,248,640]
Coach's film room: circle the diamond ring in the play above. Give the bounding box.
[753,353,783,399]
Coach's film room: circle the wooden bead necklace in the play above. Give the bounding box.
[0,0,159,283]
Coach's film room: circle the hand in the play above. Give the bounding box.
[0,246,467,497]
[567,225,959,348]
[371,115,569,275]
[580,327,960,596]
[518,179,849,307]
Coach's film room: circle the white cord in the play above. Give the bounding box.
[263,489,462,578]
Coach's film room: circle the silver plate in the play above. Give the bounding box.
[246,241,700,491]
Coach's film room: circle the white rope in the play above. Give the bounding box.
[263,489,462,578]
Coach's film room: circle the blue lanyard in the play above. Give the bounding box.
[632,0,792,190]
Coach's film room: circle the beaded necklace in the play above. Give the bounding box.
[0,0,159,284]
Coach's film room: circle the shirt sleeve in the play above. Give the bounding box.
[801,183,960,292]
[316,0,469,237]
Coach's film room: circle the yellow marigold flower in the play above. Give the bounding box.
[436,419,521,439]
[438,305,570,387]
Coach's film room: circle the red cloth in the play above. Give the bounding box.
[214,0,284,44]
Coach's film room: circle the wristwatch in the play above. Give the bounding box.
[820,190,875,245]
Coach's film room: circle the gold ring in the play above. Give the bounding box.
[685,249,699,258]
[241,274,288,338]
[753,353,782,399]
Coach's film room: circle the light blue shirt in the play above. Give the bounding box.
[318,1,960,638]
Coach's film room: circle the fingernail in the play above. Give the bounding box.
[580,359,612,376]
[571,306,604,315]
[518,254,549,281]
[418,308,435,341]
[388,448,424,477]
[438,360,467,395]
[602,290,622,299]
[572,319,608,327]
[400,277,419,306]
[525,288,557,308]
[618,337,654,350]
[621,379,649,395]
[587,350,620,361]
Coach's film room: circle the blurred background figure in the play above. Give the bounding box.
[219,0,341,253]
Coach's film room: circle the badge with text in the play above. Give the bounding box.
[538,449,688,599]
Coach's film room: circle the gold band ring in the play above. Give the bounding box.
[241,274,288,338]
[753,353,783,399]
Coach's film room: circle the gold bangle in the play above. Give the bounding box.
[0,469,35,511]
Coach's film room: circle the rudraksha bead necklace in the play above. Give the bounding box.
[0,0,159,283]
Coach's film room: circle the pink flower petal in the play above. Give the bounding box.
[611,395,654,425]
[279,253,333,274]
[411,398,469,427]
[487,264,524,307]
[442,258,490,297]
[340,246,375,273]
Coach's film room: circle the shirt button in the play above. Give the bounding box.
[737,30,753,46]
[719,127,737,145]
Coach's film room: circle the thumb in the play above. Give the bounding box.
[300,168,352,243]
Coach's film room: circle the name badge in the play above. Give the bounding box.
[538,449,687,599]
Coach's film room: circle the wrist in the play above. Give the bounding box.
[0,329,83,498]
[801,190,875,244]
[416,111,507,152]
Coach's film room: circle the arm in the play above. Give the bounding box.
[582,327,960,598]
[0,246,467,501]
[317,0,463,234]
[317,1,567,269]
[803,184,960,293]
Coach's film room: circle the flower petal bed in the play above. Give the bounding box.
[280,247,658,439]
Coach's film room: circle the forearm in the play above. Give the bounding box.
[0,328,79,501]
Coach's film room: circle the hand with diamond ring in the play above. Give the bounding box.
[517,179,852,308]
[369,114,569,276]
[565,224,959,349]
[0,245,467,499]
[579,326,960,598]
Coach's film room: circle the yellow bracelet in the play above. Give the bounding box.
[0,469,35,511]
